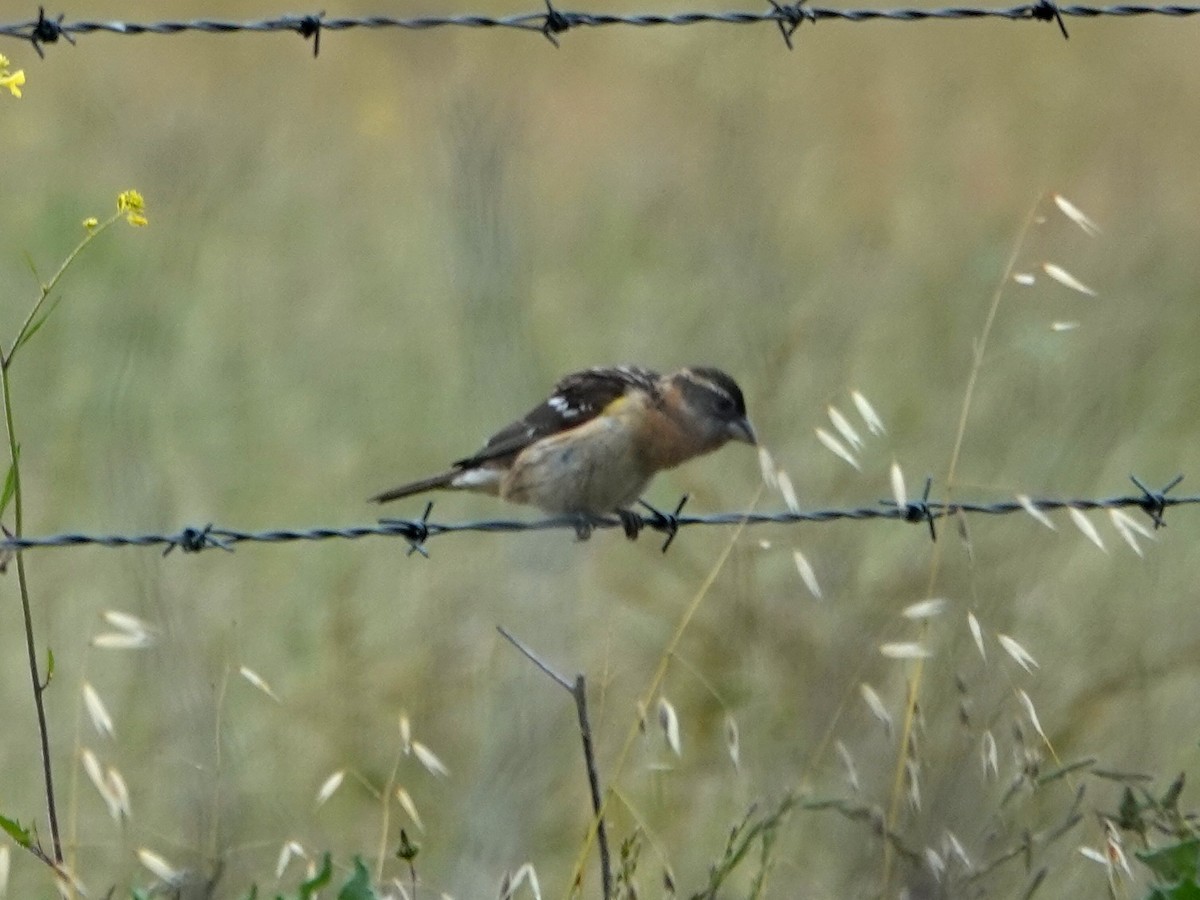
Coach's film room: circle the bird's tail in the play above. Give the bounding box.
[370,470,460,504]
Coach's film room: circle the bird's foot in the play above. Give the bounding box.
[616,508,642,541]
[572,514,596,541]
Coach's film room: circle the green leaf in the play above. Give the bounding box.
[45,648,55,685]
[21,250,40,283]
[0,444,18,519]
[1163,773,1187,811]
[0,812,32,848]
[1138,838,1200,886]
[298,852,333,900]
[1146,881,1200,900]
[337,857,377,900]
[12,293,64,356]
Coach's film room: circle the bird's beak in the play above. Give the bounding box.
[728,417,757,446]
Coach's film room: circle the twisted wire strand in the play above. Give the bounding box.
[3,2,1199,54]
[0,478,1189,556]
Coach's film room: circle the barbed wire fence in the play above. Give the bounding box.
[3,0,1200,57]
[0,474,1187,557]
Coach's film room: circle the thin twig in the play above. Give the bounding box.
[497,627,612,900]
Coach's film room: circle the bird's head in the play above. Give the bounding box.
[672,366,757,449]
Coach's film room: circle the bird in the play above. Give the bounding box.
[370,365,757,537]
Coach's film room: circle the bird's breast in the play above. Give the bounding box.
[500,415,652,515]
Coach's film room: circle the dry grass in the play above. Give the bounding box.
[1,2,1199,896]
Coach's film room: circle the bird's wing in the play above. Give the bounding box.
[454,366,661,468]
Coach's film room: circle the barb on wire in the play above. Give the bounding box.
[0,476,1192,557]
[297,11,323,56]
[3,1,1198,52]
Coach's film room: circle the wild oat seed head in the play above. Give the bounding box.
[776,471,800,513]
[509,863,542,900]
[1053,193,1102,237]
[851,390,886,436]
[400,713,412,754]
[906,759,922,811]
[82,682,116,740]
[880,642,931,660]
[967,612,986,662]
[81,747,120,817]
[943,831,972,870]
[396,786,424,831]
[1042,262,1097,297]
[724,714,741,771]
[1068,508,1107,552]
[1017,690,1048,743]
[412,741,450,777]
[315,770,345,806]
[1109,509,1153,556]
[1016,494,1056,531]
[107,766,131,820]
[859,683,893,736]
[275,841,306,879]
[136,848,182,885]
[92,631,155,650]
[103,609,153,637]
[815,428,860,470]
[981,731,999,780]
[657,698,682,757]
[239,665,282,703]
[1079,845,1108,866]
[997,634,1039,673]
[924,848,945,882]
[835,740,860,793]
[792,548,822,599]
[828,406,864,452]
[889,462,906,509]
[902,598,947,620]
[757,446,779,490]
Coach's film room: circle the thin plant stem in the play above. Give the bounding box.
[881,196,1044,891]
[497,627,612,900]
[1,209,124,866]
[0,360,62,862]
[564,484,764,898]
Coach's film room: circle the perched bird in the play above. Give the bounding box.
[371,365,756,534]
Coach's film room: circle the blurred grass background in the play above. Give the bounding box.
[1,1,1200,896]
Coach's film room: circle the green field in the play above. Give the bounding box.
[1,3,1199,896]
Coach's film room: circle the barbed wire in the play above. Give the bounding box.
[3,0,1200,57]
[0,475,1187,558]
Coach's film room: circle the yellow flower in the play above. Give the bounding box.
[116,190,144,213]
[82,217,99,230]
[0,69,25,99]
[116,190,148,227]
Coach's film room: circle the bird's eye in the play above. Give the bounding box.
[714,395,736,415]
